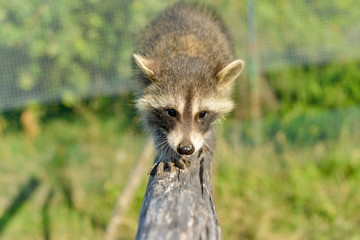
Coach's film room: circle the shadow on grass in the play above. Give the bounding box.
[42,189,54,240]
[0,176,41,234]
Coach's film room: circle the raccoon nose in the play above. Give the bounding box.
[177,144,195,155]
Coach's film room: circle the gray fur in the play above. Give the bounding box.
[133,2,244,159]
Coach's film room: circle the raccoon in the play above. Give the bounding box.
[133,2,244,169]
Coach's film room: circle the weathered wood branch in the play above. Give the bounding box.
[136,147,221,240]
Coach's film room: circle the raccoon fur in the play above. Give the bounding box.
[133,2,244,167]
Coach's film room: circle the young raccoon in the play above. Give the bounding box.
[133,2,244,169]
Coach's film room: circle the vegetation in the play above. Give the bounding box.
[1,0,360,239]
[0,101,359,239]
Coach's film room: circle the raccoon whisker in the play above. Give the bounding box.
[155,136,167,149]
[154,138,166,145]
[203,143,221,167]
[203,139,220,160]
[163,144,170,161]
[160,143,171,158]
[202,143,212,157]
[203,142,218,166]
[153,136,166,143]
[154,139,168,149]
[153,135,167,145]
[156,145,168,157]
[203,141,222,167]
[204,141,215,155]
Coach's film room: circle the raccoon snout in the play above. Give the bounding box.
[177,143,195,155]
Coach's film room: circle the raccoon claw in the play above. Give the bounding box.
[149,158,191,176]
[166,162,175,171]
[175,159,186,170]
[157,162,166,174]
[149,161,175,176]
[175,158,191,170]
[184,159,191,167]
[149,162,161,176]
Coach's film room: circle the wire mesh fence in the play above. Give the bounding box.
[0,0,359,111]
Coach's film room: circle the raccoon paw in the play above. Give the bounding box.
[149,162,163,176]
[149,159,191,175]
[166,162,175,171]
[175,158,191,170]
[149,161,175,175]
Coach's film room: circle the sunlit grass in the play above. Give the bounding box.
[0,109,359,239]
[215,119,360,240]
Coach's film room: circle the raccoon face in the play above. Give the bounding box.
[133,53,244,156]
[166,108,217,155]
[147,98,219,156]
[138,86,235,156]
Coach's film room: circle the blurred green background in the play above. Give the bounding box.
[1,0,360,239]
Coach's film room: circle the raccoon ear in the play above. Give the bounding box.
[133,53,155,79]
[216,60,245,88]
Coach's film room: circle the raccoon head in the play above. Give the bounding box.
[133,54,244,156]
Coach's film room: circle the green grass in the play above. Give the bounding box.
[0,108,359,240]
[215,132,360,239]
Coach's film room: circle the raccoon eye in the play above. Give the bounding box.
[166,109,177,117]
[198,111,208,119]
